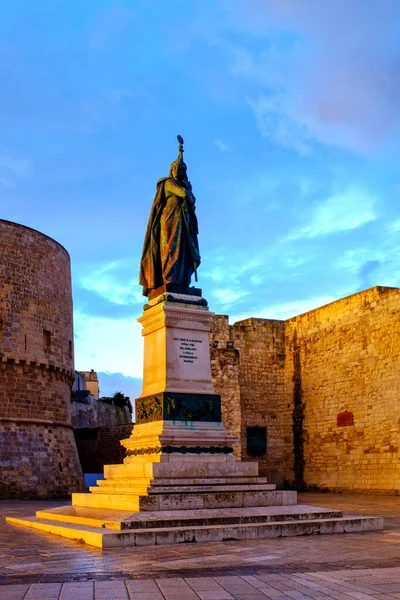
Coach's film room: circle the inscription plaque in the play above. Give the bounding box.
[174,336,203,364]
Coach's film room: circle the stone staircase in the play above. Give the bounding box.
[6,458,383,548]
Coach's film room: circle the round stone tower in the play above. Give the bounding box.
[0,219,84,498]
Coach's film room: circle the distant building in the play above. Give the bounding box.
[71,371,132,475]
[78,369,100,399]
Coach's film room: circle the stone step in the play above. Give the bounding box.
[72,492,140,511]
[99,476,269,486]
[151,477,269,486]
[104,461,259,481]
[72,490,297,511]
[35,504,345,531]
[6,514,384,549]
[93,484,150,495]
[36,505,136,530]
[6,516,109,547]
[91,483,277,495]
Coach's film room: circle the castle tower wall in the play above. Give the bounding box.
[286,286,400,493]
[209,316,242,458]
[0,219,84,498]
[210,315,293,485]
[230,318,292,484]
[212,286,400,493]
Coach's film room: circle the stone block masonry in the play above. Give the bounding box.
[74,424,134,474]
[71,395,131,429]
[210,316,292,485]
[231,318,290,484]
[210,345,241,458]
[286,286,400,493]
[0,421,83,498]
[211,286,400,493]
[0,219,84,498]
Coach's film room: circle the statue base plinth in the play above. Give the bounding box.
[138,296,215,396]
[127,297,237,462]
[121,420,237,463]
[144,292,208,310]
[135,392,222,424]
[148,283,202,300]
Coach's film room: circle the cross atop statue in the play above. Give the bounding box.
[139,135,201,298]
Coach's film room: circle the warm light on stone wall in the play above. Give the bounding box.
[0,219,84,498]
[212,286,400,493]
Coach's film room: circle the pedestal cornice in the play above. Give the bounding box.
[138,300,214,336]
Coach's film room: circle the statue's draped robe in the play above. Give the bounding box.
[140,177,201,296]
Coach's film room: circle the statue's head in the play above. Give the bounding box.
[169,158,187,182]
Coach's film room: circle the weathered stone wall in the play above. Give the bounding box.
[0,421,83,498]
[211,349,241,457]
[210,315,293,484]
[210,315,241,457]
[74,424,134,473]
[72,396,131,429]
[211,286,400,493]
[231,318,292,484]
[286,286,400,493]
[0,219,84,498]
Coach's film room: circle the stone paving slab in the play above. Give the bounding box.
[2,571,400,600]
[0,493,399,599]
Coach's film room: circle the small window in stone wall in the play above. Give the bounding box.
[43,329,51,353]
[69,340,73,359]
[337,411,354,427]
[246,426,267,457]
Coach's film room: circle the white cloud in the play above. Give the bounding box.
[212,288,249,308]
[335,248,383,271]
[0,177,11,188]
[247,95,312,156]
[79,260,142,305]
[202,265,224,282]
[97,371,142,400]
[298,178,316,198]
[220,0,400,154]
[0,155,32,188]
[202,250,265,282]
[250,274,263,285]
[288,186,377,239]
[74,312,143,378]
[282,253,311,269]
[389,219,400,232]
[214,139,230,152]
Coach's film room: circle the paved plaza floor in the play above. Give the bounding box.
[0,493,399,599]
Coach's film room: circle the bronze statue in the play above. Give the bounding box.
[139,136,201,297]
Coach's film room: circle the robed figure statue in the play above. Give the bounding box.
[139,136,201,297]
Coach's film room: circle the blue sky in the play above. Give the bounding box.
[1,0,400,400]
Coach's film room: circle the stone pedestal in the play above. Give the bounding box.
[139,294,215,395]
[123,293,238,463]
